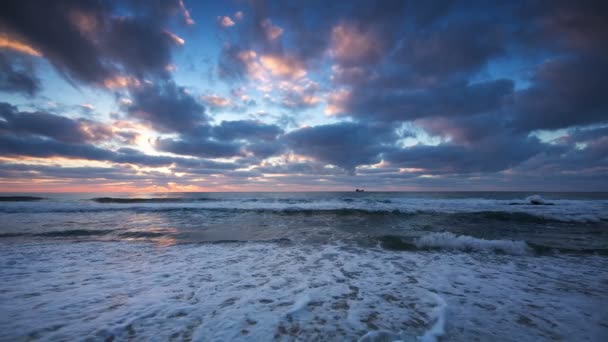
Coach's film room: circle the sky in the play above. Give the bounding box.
[0,0,607,192]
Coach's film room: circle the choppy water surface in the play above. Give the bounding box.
[1,192,607,341]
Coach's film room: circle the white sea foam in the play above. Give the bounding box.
[1,241,606,341]
[415,232,531,255]
[419,293,447,342]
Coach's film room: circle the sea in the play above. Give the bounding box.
[0,192,607,341]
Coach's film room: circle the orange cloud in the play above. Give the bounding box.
[179,0,195,25]
[103,75,141,89]
[236,49,268,81]
[219,16,236,27]
[202,94,232,107]
[164,30,185,45]
[0,34,42,57]
[260,55,306,79]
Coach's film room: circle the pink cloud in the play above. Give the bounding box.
[330,24,383,65]
[218,16,236,27]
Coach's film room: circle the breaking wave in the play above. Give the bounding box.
[1,204,602,223]
[414,232,531,255]
[377,233,608,256]
[377,233,530,255]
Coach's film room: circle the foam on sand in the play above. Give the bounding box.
[415,232,531,255]
[1,241,606,341]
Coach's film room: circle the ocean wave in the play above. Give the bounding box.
[377,233,530,255]
[91,197,214,203]
[414,232,531,255]
[378,233,608,256]
[0,204,604,223]
[0,196,45,202]
[2,195,607,224]
[36,229,115,237]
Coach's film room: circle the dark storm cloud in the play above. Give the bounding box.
[0,114,244,170]
[508,134,608,189]
[126,81,208,133]
[338,79,514,122]
[0,135,115,160]
[0,163,139,180]
[155,137,242,158]
[308,0,607,179]
[104,16,175,78]
[0,52,40,95]
[255,161,346,176]
[0,0,183,86]
[244,141,285,159]
[416,113,509,145]
[1,0,607,190]
[212,120,282,142]
[284,122,396,173]
[394,22,505,78]
[563,127,608,144]
[0,131,247,171]
[384,133,544,175]
[508,0,608,132]
[512,56,608,131]
[320,0,607,131]
[154,120,284,159]
[0,102,110,144]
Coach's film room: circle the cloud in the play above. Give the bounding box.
[125,80,208,133]
[280,81,321,109]
[384,133,544,174]
[394,22,505,78]
[0,0,185,86]
[0,134,115,160]
[1,0,607,191]
[0,51,40,95]
[338,79,514,122]
[284,122,395,173]
[212,120,283,142]
[261,19,283,41]
[259,54,306,79]
[178,0,195,25]
[218,16,235,28]
[155,120,284,159]
[330,23,383,66]
[0,33,42,56]
[155,137,242,158]
[201,94,232,109]
[513,56,608,131]
[217,44,257,81]
[0,102,110,143]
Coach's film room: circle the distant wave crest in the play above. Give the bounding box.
[415,232,531,255]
